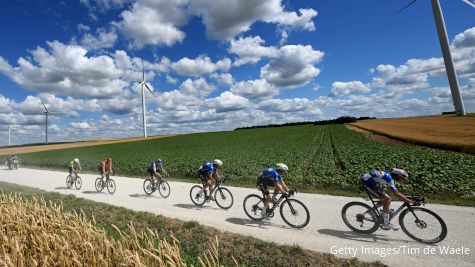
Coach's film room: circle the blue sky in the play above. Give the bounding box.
[0,0,474,145]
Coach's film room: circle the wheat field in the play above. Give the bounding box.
[0,192,233,267]
[350,115,475,153]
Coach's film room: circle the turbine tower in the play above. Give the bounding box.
[41,103,58,144]
[397,0,474,116]
[43,103,49,144]
[135,58,156,138]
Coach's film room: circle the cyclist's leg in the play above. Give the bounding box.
[198,174,210,197]
[260,182,272,216]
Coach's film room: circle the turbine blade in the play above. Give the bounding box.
[144,83,155,96]
[42,103,48,112]
[462,0,475,9]
[141,58,144,81]
[394,0,418,15]
[135,82,144,90]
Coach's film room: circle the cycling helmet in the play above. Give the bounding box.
[73,158,80,163]
[275,163,289,173]
[390,168,409,179]
[213,159,223,167]
[155,158,162,163]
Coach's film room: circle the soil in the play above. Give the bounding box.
[345,124,416,147]
[0,134,176,156]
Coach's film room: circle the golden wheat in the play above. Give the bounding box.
[0,193,235,267]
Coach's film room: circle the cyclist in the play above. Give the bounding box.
[147,157,168,183]
[360,168,416,230]
[197,159,223,200]
[98,157,113,182]
[68,158,82,176]
[257,163,290,219]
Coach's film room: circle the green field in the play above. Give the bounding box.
[17,125,475,198]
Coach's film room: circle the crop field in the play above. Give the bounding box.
[350,115,475,153]
[17,124,475,196]
[0,192,223,266]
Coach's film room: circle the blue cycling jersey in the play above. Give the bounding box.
[199,162,216,176]
[361,170,397,192]
[148,161,164,172]
[261,168,282,183]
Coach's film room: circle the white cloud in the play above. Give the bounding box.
[166,75,178,85]
[119,0,189,48]
[179,78,216,98]
[330,81,371,97]
[261,45,324,88]
[453,27,475,49]
[189,0,317,40]
[231,79,278,100]
[228,36,278,66]
[257,98,310,112]
[78,27,118,50]
[172,56,231,77]
[0,41,130,98]
[206,91,250,112]
[158,90,201,111]
[211,73,234,86]
[70,121,91,129]
[0,95,13,113]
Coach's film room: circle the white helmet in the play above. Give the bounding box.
[213,159,223,167]
[390,168,408,179]
[275,163,289,173]
[74,158,80,163]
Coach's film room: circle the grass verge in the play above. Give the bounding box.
[0,181,384,267]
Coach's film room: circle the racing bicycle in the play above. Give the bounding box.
[95,172,116,194]
[341,183,447,244]
[243,189,310,228]
[66,169,82,190]
[143,173,171,198]
[190,176,234,209]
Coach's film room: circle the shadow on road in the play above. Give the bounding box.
[82,190,104,195]
[54,186,70,190]
[129,193,161,199]
[318,228,411,244]
[173,203,221,210]
[225,217,272,228]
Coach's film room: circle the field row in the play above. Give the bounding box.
[18,125,475,196]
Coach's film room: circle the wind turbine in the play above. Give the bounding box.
[42,103,59,144]
[396,0,475,116]
[135,58,156,138]
[8,125,16,146]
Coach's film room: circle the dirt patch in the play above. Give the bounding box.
[346,125,416,147]
[0,134,177,156]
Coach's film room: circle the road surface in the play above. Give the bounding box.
[0,168,474,267]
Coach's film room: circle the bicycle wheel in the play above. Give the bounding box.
[95,178,104,192]
[143,179,154,195]
[75,176,82,190]
[107,179,116,194]
[341,201,379,234]
[190,185,206,206]
[280,199,310,228]
[243,194,265,221]
[158,181,171,198]
[399,207,447,244]
[214,187,233,209]
[66,175,73,188]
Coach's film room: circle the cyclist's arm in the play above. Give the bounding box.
[392,189,415,204]
[280,180,289,191]
[274,182,286,193]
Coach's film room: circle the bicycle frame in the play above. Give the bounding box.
[361,186,424,222]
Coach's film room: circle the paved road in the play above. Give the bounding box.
[0,168,474,267]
